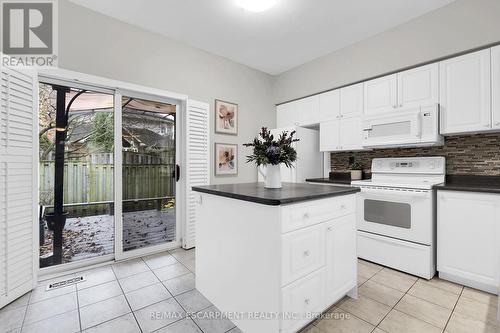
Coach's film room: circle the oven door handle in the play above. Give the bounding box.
[358,187,430,198]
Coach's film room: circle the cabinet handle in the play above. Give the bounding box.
[327,227,332,232]
[495,122,500,126]
[303,250,310,257]
[303,213,310,219]
[304,298,310,305]
[340,204,346,209]
[393,105,397,109]
[399,104,403,107]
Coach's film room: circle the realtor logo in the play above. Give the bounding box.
[1,0,57,66]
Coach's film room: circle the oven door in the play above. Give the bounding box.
[356,186,433,245]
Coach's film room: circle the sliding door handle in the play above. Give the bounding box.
[175,164,180,182]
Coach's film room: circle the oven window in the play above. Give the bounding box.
[364,199,411,228]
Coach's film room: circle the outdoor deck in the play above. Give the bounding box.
[40,208,176,265]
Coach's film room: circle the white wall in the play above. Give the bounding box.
[58,0,275,184]
[273,0,500,103]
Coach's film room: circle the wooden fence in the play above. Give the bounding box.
[39,161,175,215]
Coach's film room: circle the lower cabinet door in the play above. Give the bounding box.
[437,191,500,293]
[325,214,357,305]
[281,268,326,333]
[282,224,326,286]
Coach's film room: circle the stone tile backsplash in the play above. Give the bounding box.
[330,133,500,175]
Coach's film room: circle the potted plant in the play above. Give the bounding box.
[243,127,299,189]
[349,155,363,180]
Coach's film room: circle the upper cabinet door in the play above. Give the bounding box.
[277,103,296,128]
[278,96,320,127]
[364,74,397,115]
[296,95,320,126]
[340,83,363,118]
[398,64,438,109]
[492,46,500,130]
[319,120,340,152]
[319,90,340,122]
[439,49,491,135]
[338,117,363,151]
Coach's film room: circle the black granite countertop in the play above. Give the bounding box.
[192,182,360,206]
[306,171,371,185]
[305,178,352,185]
[433,175,500,194]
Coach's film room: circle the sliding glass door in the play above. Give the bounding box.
[38,82,115,268]
[120,95,178,256]
[38,81,180,269]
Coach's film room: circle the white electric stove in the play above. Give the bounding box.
[352,156,445,279]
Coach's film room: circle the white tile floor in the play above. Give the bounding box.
[301,260,499,333]
[0,248,239,333]
[1,252,498,333]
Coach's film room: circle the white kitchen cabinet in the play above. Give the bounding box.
[439,49,492,134]
[320,118,363,152]
[325,214,357,303]
[319,119,340,151]
[276,103,297,127]
[364,74,397,115]
[364,65,438,115]
[397,63,438,109]
[319,83,363,122]
[338,117,363,151]
[340,83,364,118]
[319,89,340,122]
[196,193,357,333]
[437,190,500,294]
[282,269,326,333]
[276,96,320,128]
[492,45,500,130]
[282,224,326,286]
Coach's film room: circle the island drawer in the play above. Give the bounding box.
[282,224,326,286]
[281,195,355,233]
[281,268,326,333]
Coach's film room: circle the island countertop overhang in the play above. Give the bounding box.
[191,182,360,206]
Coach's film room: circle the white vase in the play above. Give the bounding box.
[258,165,282,189]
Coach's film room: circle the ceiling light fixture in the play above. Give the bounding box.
[235,0,279,12]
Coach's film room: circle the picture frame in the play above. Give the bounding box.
[214,143,238,176]
[215,99,238,135]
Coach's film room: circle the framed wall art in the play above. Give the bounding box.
[215,99,238,135]
[214,143,238,176]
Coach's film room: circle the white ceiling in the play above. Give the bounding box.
[69,0,455,75]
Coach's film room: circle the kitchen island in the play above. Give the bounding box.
[192,183,359,333]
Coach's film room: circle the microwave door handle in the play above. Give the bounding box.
[414,113,422,138]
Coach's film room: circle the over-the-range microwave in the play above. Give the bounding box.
[362,104,443,148]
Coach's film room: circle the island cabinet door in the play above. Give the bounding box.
[325,214,357,306]
[281,224,326,286]
[281,268,326,333]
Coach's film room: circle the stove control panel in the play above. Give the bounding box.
[372,157,445,174]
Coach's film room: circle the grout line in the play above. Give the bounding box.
[140,252,205,332]
[18,291,33,331]
[372,278,419,331]
[19,294,80,329]
[443,286,464,332]
[111,262,144,333]
[75,283,83,332]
